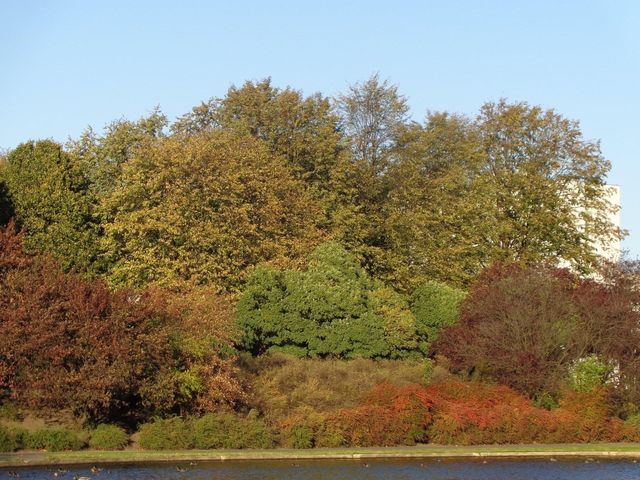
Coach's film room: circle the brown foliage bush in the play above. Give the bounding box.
[160,288,245,412]
[570,264,640,405]
[0,225,244,422]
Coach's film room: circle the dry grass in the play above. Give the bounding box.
[240,353,425,420]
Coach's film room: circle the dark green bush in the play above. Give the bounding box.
[89,424,129,450]
[138,417,193,450]
[237,243,420,359]
[25,428,84,451]
[0,425,23,452]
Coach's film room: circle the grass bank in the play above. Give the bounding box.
[2,444,640,468]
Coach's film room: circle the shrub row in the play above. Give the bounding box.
[138,411,272,450]
[1,414,271,452]
[4,382,639,452]
[0,425,22,452]
[0,424,131,452]
[242,353,425,420]
[277,384,434,448]
[276,382,640,448]
[0,426,85,452]
[89,424,129,450]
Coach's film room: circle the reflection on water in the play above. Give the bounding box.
[2,458,640,480]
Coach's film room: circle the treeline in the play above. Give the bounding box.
[1,76,639,449]
[0,76,622,291]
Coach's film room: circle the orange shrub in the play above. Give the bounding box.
[274,380,640,447]
[551,389,640,443]
[327,384,433,447]
[424,381,553,444]
[422,381,640,445]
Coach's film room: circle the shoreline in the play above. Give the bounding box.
[2,444,640,468]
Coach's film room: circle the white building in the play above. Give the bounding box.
[593,185,621,263]
[558,183,622,269]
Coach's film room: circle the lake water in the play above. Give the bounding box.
[2,458,640,480]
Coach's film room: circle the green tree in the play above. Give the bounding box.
[101,130,322,290]
[237,242,421,359]
[383,102,622,286]
[0,158,13,226]
[329,75,414,282]
[568,355,611,393]
[2,140,99,271]
[171,98,219,136]
[68,108,167,198]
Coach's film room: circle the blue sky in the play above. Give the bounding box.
[1,1,639,256]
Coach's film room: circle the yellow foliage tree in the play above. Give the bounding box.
[101,130,323,290]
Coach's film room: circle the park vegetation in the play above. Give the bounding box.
[1,76,638,451]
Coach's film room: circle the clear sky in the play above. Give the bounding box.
[1,1,638,256]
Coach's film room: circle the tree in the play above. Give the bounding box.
[161,287,245,413]
[68,108,167,198]
[570,263,640,404]
[433,263,580,397]
[328,75,413,284]
[434,262,640,402]
[336,74,410,176]
[0,175,13,228]
[0,225,170,421]
[171,98,219,136]
[567,355,611,393]
[236,242,421,359]
[475,100,623,271]
[2,140,99,271]
[0,225,243,422]
[383,112,492,288]
[173,79,342,189]
[383,101,622,287]
[101,130,322,290]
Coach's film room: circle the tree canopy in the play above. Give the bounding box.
[1,140,99,272]
[101,130,322,290]
[474,99,621,271]
[0,77,620,289]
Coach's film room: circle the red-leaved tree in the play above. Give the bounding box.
[0,223,244,423]
[433,262,640,402]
